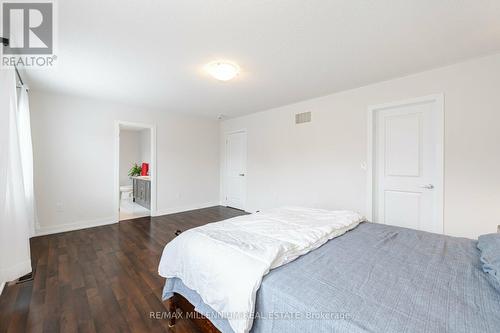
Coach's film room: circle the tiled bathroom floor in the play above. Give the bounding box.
[119,196,150,220]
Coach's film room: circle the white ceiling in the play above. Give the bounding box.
[25,0,500,118]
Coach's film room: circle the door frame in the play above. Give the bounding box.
[114,120,157,221]
[223,129,247,211]
[366,94,444,232]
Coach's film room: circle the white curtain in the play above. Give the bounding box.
[0,69,34,287]
[17,85,37,235]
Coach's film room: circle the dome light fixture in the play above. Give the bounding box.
[206,61,240,81]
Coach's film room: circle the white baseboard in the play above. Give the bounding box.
[35,216,117,237]
[34,203,222,237]
[219,200,251,213]
[153,202,220,217]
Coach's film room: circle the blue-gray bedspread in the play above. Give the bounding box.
[163,222,500,332]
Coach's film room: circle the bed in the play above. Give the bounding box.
[159,209,500,333]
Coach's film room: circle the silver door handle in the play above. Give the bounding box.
[239,173,245,176]
[420,184,434,189]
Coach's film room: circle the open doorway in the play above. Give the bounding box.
[114,121,156,221]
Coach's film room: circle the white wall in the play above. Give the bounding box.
[119,130,141,185]
[140,129,151,165]
[31,92,220,235]
[119,128,151,185]
[220,53,500,239]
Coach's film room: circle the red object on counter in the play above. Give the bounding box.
[141,163,149,176]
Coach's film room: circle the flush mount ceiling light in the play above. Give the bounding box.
[205,61,240,81]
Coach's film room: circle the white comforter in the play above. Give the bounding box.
[158,207,365,333]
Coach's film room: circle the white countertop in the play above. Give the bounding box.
[132,176,151,181]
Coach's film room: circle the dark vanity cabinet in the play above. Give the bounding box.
[133,178,151,209]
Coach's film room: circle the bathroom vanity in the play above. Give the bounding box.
[132,176,151,209]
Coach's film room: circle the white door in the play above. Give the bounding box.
[372,97,443,233]
[225,131,247,210]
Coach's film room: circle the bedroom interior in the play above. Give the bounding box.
[1,1,500,333]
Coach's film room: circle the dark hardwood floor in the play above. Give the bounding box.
[0,206,246,333]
